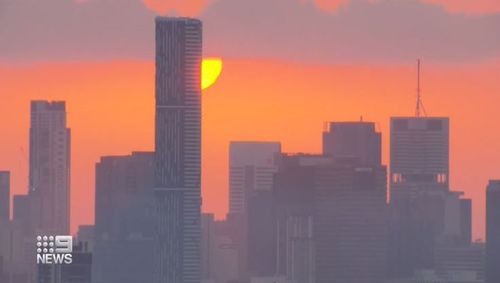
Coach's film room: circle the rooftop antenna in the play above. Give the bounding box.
[415,59,427,117]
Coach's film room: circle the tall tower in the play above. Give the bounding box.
[154,17,203,283]
[390,117,449,200]
[29,101,71,235]
[486,180,500,283]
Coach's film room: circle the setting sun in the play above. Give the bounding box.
[202,58,223,90]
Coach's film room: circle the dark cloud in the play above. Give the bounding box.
[1,0,499,63]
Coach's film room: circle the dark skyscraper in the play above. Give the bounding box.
[154,17,202,283]
[390,117,449,200]
[0,171,10,223]
[93,152,155,283]
[322,121,381,167]
[29,101,71,235]
[486,180,500,283]
[274,153,388,283]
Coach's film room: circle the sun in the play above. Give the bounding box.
[202,58,223,90]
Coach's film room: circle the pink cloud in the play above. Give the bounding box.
[142,0,212,16]
[423,0,500,14]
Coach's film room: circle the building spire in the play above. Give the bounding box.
[415,59,426,117]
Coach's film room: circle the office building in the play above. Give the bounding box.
[38,242,92,283]
[93,152,155,283]
[322,121,381,167]
[29,101,71,235]
[229,142,281,214]
[154,17,203,283]
[486,180,500,283]
[390,117,449,200]
[274,153,388,283]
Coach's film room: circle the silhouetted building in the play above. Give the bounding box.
[322,121,381,167]
[93,152,155,283]
[435,242,485,281]
[0,171,10,223]
[274,154,388,283]
[29,101,71,235]
[229,142,281,214]
[228,141,281,279]
[390,117,449,200]
[389,117,451,279]
[154,17,203,283]
[486,180,500,283]
[202,214,216,281]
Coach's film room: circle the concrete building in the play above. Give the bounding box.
[322,121,381,167]
[29,100,71,235]
[390,117,449,200]
[486,180,500,283]
[93,152,155,283]
[154,17,203,283]
[229,142,281,214]
[274,153,388,283]
[37,242,92,283]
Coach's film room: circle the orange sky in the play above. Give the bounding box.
[0,59,499,239]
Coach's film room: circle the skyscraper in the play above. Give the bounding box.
[154,17,203,283]
[390,117,449,200]
[29,101,71,235]
[93,152,155,283]
[486,180,500,283]
[0,171,10,223]
[228,141,281,279]
[322,121,381,167]
[274,154,388,283]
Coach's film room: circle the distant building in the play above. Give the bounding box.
[154,17,203,283]
[93,152,155,283]
[274,153,388,283]
[390,117,449,200]
[202,214,216,281]
[486,180,500,283]
[435,243,485,281]
[389,117,451,279]
[228,141,281,279]
[29,100,71,235]
[229,142,281,214]
[322,121,381,167]
[0,171,10,223]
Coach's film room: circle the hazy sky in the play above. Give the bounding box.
[1,0,499,238]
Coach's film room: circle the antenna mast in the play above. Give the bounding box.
[416,59,421,117]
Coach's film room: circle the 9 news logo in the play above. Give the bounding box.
[36,235,73,265]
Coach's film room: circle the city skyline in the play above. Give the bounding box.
[1,1,500,242]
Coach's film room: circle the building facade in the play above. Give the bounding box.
[486,180,500,283]
[93,152,155,283]
[0,171,10,223]
[29,101,71,235]
[322,121,381,167]
[154,17,203,283]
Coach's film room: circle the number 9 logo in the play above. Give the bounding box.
[55,236,73,253]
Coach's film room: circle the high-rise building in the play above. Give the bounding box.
[322,121,381,167]
[486,180,500,283]
[274,154,388,283]
[29,101,71,235]
[390,117,449,200]
[0,171,10,223]
[228,141,281,279]
[154,17,203,283]
[229,142,281,214]
[389,117,450,279]
[93,152,155,283]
